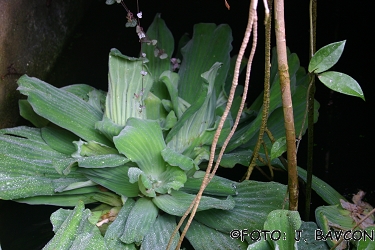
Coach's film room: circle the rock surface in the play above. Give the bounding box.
[0,0,92,128]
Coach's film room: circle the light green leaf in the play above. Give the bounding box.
[106,49,153,125]
[270,137,286,160]
[121,197,159,244]
[297,221,329,249]
[159,70,182,117]
[44,201,91,249]
[315,205,356,248]
[161,146,197,171]
[194,181,287,233]
[357,226,375,249]
[180,173,237,196]
[263,210,302,250]
[77,154,128,168]
[105,198,137,249]
[78,165,140,198]
[185,219,247,250]
[308,40,346,73]
[166,63,221,157]
[141,214,180,250]
[41,126,79,155]
[0,127,86,200]
[152,190,235,216]
[17,75,111,146]
[72,140,118,157]
[317,71,365,100]
[114,118,166,175]
[19,99,49,127]
[178,23,232,103]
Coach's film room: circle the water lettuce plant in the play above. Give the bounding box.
[0,14,354,249]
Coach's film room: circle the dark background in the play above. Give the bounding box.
[1,0,373,249]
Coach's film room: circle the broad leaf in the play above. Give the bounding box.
[178,23,232,103]
[141,214,180,250]
[17,75,111,146]
[308,40,346,73]
[121,197,159,244]
[78,165,140,198]
[193,181,287,233]
[263,210,302,250]
[153,190,235,216]
[185,219,247,250]
[114,118,166,175]
[105,49,153,125]
[317,71,365,100]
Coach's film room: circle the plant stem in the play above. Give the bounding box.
[274,0,298,211]
[305,0,317,221]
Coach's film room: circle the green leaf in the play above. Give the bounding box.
[263,210,302,250]
[18,99,49,127]
[270,137,286,160]
[152,190,235,216]
[105,198,137,249]
[78,165,140,198]
[141,214,180,250]
[144,14,174,100]
[193,181,287,233]
[121,197,159,244]
[166,63,221,157]
[114,118,166,175]
[178,23,232,103]
[185,219,247,250]
[308,40,346,73]
[0,126,86,200]
[180,173,237,196]
[106,49,153,125]
[17,75,111,146]
[72,140,118,157]
[317,71,365,100]
[273,159,345,205]
[44,201,107,250]
[315,205,356,248]
[161,146,197,171]
[357,226,375,250]
[159,71,181,118]
[41,126,79,155]
[77,154,129,168]
[297,221,329,249]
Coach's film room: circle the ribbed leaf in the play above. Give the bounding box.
[78,165,139,198]
[263,210,302,250]
[77,154,128,168]
[19,99,49,127]
[152,190,235,216]
[114,118,166,175]
[17,75,111,145]
[105,198,137,250]
[166,63,221,157]
[159,71,181,117]
[144,14,174,101]
[297,221,329,249]
[315,205,356,248]
[161,146,197,171]
[178,23,232,103]
[106,49,153,125]
[121,197,159,244]
[141,214,180,250]
[194,181,287,233]
[0,127,86,200]
[180,172,237,196]
[41,126,79,155]
[185,219,247,250]
[45,201,107,250]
